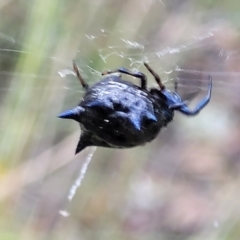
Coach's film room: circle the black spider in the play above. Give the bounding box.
[58,62,212,154]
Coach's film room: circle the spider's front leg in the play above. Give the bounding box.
[102,68,147,89]
[177,76,212,116]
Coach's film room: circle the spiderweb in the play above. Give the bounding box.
[1,1,240,239]
[58,27,240,101]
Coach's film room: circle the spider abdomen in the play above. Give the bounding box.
[59,75,174,152]
[80,77,173,146]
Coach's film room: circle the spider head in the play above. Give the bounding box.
[150,87,183,109]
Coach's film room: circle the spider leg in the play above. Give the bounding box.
[143,62,165,90]
[174,79,178,93]
[73,61,89,90]
[169,101,187,109]
[102,68,147,89]
[177,76,212,116]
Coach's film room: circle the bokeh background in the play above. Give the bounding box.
[1,0,240,239]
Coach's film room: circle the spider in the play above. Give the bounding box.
[58,62,212,154]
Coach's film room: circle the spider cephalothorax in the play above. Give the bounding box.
[59,62,212,154]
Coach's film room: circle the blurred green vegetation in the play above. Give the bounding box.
[1,0,240,240]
